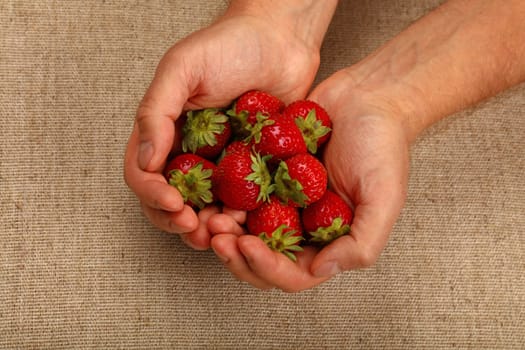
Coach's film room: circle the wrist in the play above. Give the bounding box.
[223,0,338,51]
[342,0,525,143]
[341,65,427,144]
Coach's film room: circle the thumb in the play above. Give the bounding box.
[135,53,192,172]
[310,203,401,277]
[310,171,408,277]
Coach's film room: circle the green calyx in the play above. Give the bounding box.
[294,110,331,154]
[244,112,275,144]
[168,163,213,209]
[308,217,351,246]
[182,108,227,153]
[245,151,275,203]
[259,224,304,262]
[274,161,309,207]
[226,104,250,139]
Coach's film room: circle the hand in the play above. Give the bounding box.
[209,69,410,292]
[209,0,525,291]
[307,69,410,276]
[124,1,337,249]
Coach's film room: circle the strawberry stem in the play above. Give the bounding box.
[294,110,331,154]
[245,151,275,204]
[259,224,304,262]
[168,163,213,209]
[273,161,309,207]
[182,108,227,153]
[243,112,274,144]
[308,218,351,246]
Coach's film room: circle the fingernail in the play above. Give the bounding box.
[314,261,341,278]
[138,141,153,170]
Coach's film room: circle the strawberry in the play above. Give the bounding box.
[246,112,307,162]
[302,190,353,246]
[227,90,284,138]
[182,108,231,159]
[246,195,302,236]
[223,140,252,156]
[247,196,304,261]
[283,100,332,154]
[214,140,252,165]
[164,153,216,209]
[212,148,274,211]
[274,153,327,207]
[233,90,285,117]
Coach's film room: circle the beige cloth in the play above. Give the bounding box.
[1,1,523,348]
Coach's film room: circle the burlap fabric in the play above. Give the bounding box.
[1,1,523,349]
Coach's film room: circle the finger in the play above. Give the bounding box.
[311,189,406,278]
[180,206,221,250]
[207,213,247,237]
[308,113,409,277]
[141,203,199,234]
[237,235,329,293]
[211,234,274,290]
[124,125,184,211]
[135,49,195,172]
[221,207,247,225]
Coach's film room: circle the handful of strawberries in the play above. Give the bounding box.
[164,90,353,261]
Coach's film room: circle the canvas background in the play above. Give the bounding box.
[1,1,523,348]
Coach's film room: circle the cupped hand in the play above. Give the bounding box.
[124,11,322,249]
[210,68,411,291]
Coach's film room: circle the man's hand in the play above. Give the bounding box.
[209,70,410,292]
[209,0,525,291]
[124,0,338,249]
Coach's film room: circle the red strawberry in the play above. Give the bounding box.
[246,195,302,236]
[182,108,231,159]
[212,148,274,211]
[164,154,216,209]
[235,90,284,116]
[227,90,284,138]
[247,196,303,261]
[274,153,327,207]
[302,190,353,246]
[247,112,307,162]
[223,140,252,156]
[283,100,332,154]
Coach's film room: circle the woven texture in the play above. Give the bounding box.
[1,1,523,349]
